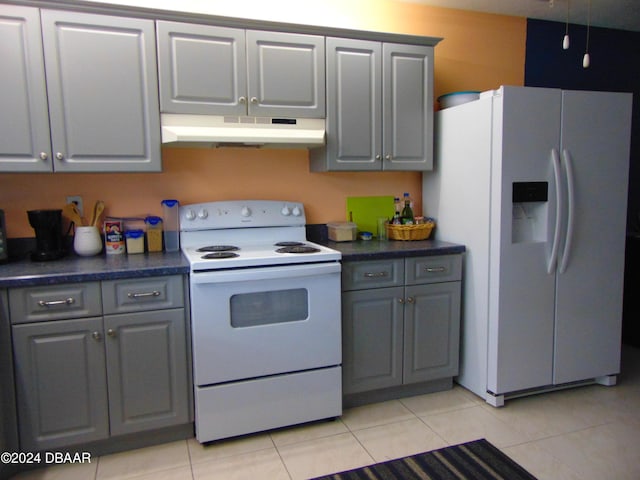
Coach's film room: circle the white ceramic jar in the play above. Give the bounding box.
[73,226,102,256]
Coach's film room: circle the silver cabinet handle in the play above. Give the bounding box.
[406,297,414,303]
[55,152,64,160]
[38,297,75,307]
[239,96,247,104]
[364,272,389,278]
[127,290,161,299]
[398,298,405,304]
[250,97,258,104]
[375,154,381,160]
[107,328,117,338]
[39,152,48,160]
[385,154,392,161]
[426,266,447,273]
[92,331,102,341]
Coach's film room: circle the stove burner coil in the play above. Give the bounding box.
[197,245,239,252]
[276,246,321,254]
[274,241,305,247]
[201,252,240,259]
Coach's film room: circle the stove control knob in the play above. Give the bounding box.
[292,206,302,217]
[197,209,208,219]
[241,206,251,217]
[281,206,291,216]
[185,209,196,221]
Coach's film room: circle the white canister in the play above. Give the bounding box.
[74,226,103,256]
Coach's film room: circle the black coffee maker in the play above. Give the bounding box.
[27,209,66,261]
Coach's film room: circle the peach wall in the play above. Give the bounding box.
[0,1,526,238]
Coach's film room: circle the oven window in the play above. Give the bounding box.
[230,288,308,327]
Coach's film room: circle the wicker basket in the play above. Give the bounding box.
[386,222,435,241]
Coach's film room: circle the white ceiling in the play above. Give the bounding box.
[401,0,640,32]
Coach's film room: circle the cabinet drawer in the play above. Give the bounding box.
[9,282,102,324]
[405,255,462,285]
[102,275,184,314]
[342,259,404,291]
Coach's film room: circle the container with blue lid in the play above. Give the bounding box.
[125,229,145,254]
[161,199,180,252]
[145,216,163,252]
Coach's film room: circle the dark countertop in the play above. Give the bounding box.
[0,252,190,288]
[324,239,465,262]
[0,239,465,288]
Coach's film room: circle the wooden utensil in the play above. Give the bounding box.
[90,200,105,227]
[63,203,84,226]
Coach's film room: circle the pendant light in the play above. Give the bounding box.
[583,0,591,67]
[563,0,570,49]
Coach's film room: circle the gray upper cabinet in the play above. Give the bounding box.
[0,6,161,173]
[157,21,246,116]
[246,30,325,118]
[42,10,161,172]
[0,5,52,172]
[311,38,433,171]
[157,21,325,118]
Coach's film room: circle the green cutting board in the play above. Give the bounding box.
[346,196,395,236]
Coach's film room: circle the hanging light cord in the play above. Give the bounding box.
[583,0,591,67]
[563,0,571,49]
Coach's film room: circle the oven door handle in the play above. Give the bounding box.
[190,262,341,284]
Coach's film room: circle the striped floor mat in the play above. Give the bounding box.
[311,439,537,480]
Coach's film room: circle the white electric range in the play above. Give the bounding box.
[180,200,342,443]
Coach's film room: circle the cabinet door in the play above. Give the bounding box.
[0,290,18,474]
[246,30,325,118]
[320,37,382,171]
[104,309,189,436]
[403,282,461,384]
[12,317,109,451]
[382,43,433,171]
[157,21,247,115]
[0,5,52,172]
[342,287,404,394]
[41,10,161,172]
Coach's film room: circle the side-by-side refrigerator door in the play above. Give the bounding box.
[487,86,562,395]
[553,90,632,385]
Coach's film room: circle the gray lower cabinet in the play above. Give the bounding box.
[104,310,189,436]
[9,276,189,452]
[12,317,110,451]
[342,255,461,398]
[157,21,325,118]
[0,5,161,173]
[1,290,19,480]
[311,38,434,171]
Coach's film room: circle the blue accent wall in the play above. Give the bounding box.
[525,18,640,231]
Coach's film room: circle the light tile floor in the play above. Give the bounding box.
[13,345,640,480]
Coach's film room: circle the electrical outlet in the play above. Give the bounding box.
[66,195,83,217]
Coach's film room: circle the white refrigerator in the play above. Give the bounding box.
[423,86,633,406]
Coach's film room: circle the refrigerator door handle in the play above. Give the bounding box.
[548,148,563,274]
[559,149,576,273]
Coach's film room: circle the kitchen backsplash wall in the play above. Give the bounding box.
[1,148,422,238]
[0,1,526,238]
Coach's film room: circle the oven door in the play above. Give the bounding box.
[190,262,341,386]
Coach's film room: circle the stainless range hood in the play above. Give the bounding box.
[161,114,325,148]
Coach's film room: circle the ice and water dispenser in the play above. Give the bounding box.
[512,182,548,243]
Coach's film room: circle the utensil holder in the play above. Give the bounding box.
[74,226,102,256]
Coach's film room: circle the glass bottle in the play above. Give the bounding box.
[401,192,414,225]
[392,197,402,225]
